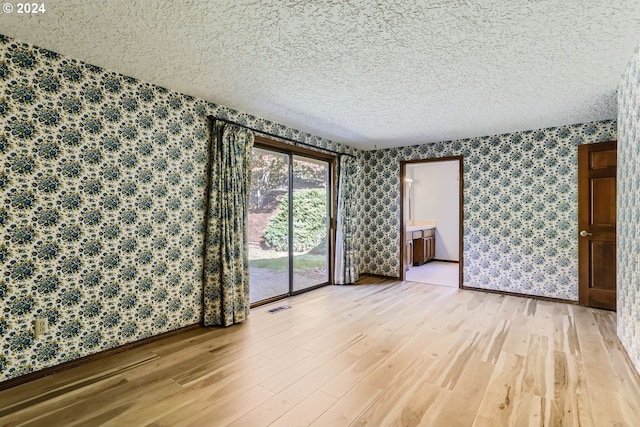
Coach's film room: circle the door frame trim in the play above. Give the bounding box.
[399,156,464,288]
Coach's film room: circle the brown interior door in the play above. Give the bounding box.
[578,141,616,310]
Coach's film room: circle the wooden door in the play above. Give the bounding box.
[578,141,616,310]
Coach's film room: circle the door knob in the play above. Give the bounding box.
[579,230,593,237]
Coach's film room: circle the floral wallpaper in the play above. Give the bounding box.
[617,46,640,373]
[0,34,357,383]
[356,120,617,300]
[0,34,210,381]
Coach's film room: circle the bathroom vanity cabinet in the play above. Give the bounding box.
[411,227,435,266]
[405,234,414,270]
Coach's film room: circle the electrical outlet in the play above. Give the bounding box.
[34,318,48,338]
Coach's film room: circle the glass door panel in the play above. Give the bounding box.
[292,155,330,292]
[248,148,289,304]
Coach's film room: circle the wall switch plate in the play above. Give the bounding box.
[34,318,48,338]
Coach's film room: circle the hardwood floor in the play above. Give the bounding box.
[2,276,640,426]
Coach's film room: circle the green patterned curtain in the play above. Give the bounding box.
[334,155,359,284]
[203,121,254,326]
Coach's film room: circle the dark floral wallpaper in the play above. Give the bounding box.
[356,120,617,300]
[0,34,356,382]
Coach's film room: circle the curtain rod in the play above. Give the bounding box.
[207,116,356,159]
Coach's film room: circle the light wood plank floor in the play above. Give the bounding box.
[2,277,640,426]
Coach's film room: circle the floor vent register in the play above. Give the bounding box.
[266,305,291,314]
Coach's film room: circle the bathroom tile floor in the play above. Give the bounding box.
[405,261,459,288]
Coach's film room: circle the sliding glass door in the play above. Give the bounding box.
[248,144,331,305]
[292,155,329,292]
[248,148,290,303]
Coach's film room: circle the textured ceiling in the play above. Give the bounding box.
[2,0,640,149]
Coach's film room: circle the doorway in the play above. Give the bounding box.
[247,138,334,305]
[400,157,463,288]
[578,140,617,310]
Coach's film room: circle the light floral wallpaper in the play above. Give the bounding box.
[0,34,356,382]
[617,46,640,373]
[356,120,617,300]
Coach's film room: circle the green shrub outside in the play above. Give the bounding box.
[264,188,327,252]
